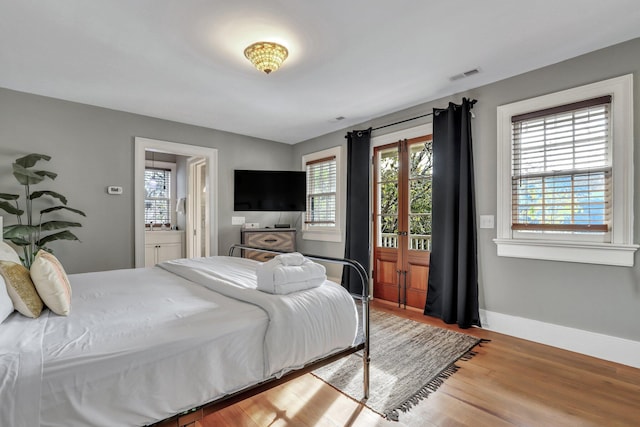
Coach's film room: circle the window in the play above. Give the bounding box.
[306,156,336,226]
[511,96,611,240]
[144,160,176,228]
[302,146,342,242]
[495,74,637,266]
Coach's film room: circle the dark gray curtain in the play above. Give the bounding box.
[424,98,480,328]
[341,128,372,295]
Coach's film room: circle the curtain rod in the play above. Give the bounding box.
[371,112,433,132]
[371,98,477,132]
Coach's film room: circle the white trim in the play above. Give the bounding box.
[494,239,637,267]
[301,145,343,242]
[302,229,343,242]
[480,309,640,369]
[495,74,637,265]
[134,137,218,268]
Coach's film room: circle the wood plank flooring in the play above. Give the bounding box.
[203,300,640,426]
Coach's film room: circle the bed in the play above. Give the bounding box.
[0,245,370,427]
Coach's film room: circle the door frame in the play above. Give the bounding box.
[186,157,210,258]
[369,123,432,298]
[134,137,218,268]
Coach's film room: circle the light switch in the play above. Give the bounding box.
[479,215,494,229]
[232,216,245,226]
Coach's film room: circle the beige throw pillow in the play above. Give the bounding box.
[0,261,43,318]
[0,241,21,264]
[30,250,72,316]
[0,275,14,323]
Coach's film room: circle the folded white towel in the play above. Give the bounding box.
[275,252,305,266]
[256,257,326,294]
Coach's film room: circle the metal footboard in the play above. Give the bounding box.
[228,244,371,400]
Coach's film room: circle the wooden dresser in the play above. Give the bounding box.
[240,228,296,262]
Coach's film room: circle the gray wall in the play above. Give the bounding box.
[0,88,292,273]
[293,37,640,342]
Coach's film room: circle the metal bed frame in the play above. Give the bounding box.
[152,245,370,426]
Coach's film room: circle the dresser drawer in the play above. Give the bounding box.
[241,229,296,262]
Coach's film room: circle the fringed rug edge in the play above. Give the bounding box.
[384,338,490,422]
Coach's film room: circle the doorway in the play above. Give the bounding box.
[134,137,218,268]
[187,157,209,258]
[373,135,432,309]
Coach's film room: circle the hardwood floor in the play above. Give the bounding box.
[202,300,640,426]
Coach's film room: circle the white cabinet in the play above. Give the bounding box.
[145,231,185,267]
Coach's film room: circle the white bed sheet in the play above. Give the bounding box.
[2,266,269,427]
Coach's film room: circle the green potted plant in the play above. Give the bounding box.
[0,153,86,268]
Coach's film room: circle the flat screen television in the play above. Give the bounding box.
[234,170,306,211]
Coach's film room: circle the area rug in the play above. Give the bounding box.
[312,309,484,421]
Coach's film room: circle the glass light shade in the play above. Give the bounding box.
[244,41,289,74]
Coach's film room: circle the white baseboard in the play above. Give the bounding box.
[480,309,640,369]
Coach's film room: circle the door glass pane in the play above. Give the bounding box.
[409,214,432,251]
[379,147,399,181]
[377,146,399,248]
[409,178,431,214]
[408,140,432,251]
[378,215,398,248]
[409,141,433,179]
[379,182,398,215]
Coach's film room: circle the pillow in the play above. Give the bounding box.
[30,250,72,316]
[0,275,14,323]
[0,261,43,318]
[0,241,21,264]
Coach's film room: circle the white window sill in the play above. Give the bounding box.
[302,229,342,243]
[494,238,639,267]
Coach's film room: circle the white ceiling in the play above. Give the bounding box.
[2,1,640,144]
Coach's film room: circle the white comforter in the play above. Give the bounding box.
[2,266,270,427]
[159,256,359,377]
[0,257,358,427]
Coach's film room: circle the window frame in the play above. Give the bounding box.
[301,146,342,242]
[495,74,637,266]
[144,160,177,229]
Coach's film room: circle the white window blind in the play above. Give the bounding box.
[511,96,611,233]
[305,156,336,226]
[144,168,171,225]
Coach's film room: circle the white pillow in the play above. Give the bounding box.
[0,241,21,264]
[0,275,14,323]
[30,250,72,316]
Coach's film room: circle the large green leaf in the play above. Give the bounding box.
[15,153,51,168]
[3,224,38,239]
[35,170,57,180]
[30,190,68,204]
[39,221,82,231]
[0,201,23,216]
[3,236,31,247]
[37,230,80,246]
[0,193,19,201]
[41,205,86,217]
[13,163,46,185]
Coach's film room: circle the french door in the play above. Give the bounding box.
[373,135,433,309]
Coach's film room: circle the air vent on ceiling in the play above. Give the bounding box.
[450,68,480,81]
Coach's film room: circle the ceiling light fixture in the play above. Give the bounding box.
[244,41,289,74]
